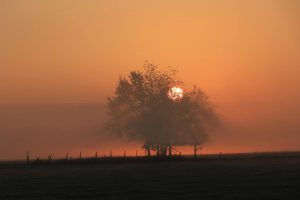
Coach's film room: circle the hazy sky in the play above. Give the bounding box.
[1,0,300,160]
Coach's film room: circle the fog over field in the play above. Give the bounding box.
[1,100,299,160]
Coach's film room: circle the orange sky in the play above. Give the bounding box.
[1,0,300,160]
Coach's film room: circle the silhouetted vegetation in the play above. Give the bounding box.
[20,151,300,166]
[105,63,219,156]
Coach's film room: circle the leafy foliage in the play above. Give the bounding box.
[105,63,219,155]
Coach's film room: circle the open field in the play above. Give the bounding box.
[1,153,300,199]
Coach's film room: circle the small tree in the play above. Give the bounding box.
[105,63,219,156]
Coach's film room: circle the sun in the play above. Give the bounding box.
[168,87,183,101]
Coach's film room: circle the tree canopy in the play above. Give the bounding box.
[105,63,219,156]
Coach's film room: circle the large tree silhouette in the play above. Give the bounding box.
[105,63,219,156]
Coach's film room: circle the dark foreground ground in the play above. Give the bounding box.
[1,154,300,199]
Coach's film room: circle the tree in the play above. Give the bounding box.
[105,63,219,156]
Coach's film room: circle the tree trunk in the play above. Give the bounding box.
[168,146,172,157]
[160,145,168,156]
[157,147,160,157]
[147,147,151,158]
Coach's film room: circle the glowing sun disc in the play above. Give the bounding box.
[168,87,183,101]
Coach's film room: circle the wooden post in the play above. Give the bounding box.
[194,145,197,159]
[110,151,112,158]
[123,151,126,158]
[26,151,30,164]
[179,152,182,159]
[79,152,82,160]
[219,152,222,159]
[66,152,69,160]
[95,152,98,159]
[48,154,52,162]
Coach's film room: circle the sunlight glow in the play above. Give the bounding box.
[168,87,183,101]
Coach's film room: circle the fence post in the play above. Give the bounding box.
[48,154,52,162]
[26,151,30,164]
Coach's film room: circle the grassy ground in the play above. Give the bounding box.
[1,153,300,199]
